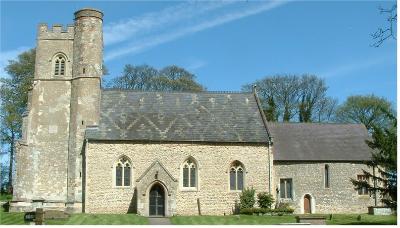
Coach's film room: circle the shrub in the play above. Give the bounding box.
[275,202,295,214]
[239,207,294,215]
[239,187,256,209]
[257,192,274,209]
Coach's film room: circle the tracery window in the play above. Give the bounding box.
[54,55,66,76]
[230,161,244,191]
[115,156,131,187]
[182,158,197,188]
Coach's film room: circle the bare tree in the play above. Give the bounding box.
[298,75,328,122]
[315,97,338,123]
[371,3,397,47]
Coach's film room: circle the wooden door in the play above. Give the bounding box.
[149,184,165,216]
[304,195,311,214]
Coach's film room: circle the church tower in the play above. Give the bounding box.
[11,8,103,212]
[67,8,103,211]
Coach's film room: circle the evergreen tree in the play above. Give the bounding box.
[351,108,397,208]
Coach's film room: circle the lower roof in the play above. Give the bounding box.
[269,122,373,161]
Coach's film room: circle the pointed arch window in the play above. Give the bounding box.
[115,156,131,187]
[230,161,244,191]
[182,158,197,188]
[54,55,66,76]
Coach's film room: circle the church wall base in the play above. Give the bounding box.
[9,201,82,213]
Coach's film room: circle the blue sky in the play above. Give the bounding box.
[0,0,397,105]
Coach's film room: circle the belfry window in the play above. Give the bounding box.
[54,55,66,76]
[115,156,131,187]
[182,158,197,188]
[230,161,244,191]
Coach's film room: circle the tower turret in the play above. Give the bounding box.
[67,8,103,211]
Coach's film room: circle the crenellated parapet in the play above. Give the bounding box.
[38,23,74,40]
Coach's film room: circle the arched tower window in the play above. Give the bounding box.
[54,55,66,76]
[115,156,131,187]
[182,158,197,188]
[230,161,244,191]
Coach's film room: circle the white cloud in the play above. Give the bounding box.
[103,1,234,46]
[0,46,31,77]
[104,1,287,61]
[186,59,207,71]
[319,55,391,78]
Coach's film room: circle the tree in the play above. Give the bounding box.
[371,3,397,47]
[298,75,328,122]
[242,75,300,122]
[0,49,35,190]
[106,64,205,92]
[335,95,393,131]
[351,108,396,208]
[314,97,338,123]
[243,74,335,122]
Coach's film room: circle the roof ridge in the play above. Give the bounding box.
[101,88,250,94]
[270,122,365,126]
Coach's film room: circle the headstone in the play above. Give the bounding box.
[35,208,44,225]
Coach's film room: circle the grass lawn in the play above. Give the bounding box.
[326,214,397,225]
[170,214,397,225]
[170,215,297,225]
[0,207,28,225]
[0,206,148,225]
[0,194,12,201]
[45,213,148,225]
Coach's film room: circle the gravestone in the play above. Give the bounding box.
[35,208,44,225]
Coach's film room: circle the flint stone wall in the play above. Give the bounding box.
[274,162,376,214]
[85,142,270,215]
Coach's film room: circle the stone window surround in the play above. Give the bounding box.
[279,178,293,199]
[180,156,199,192]
[112,155,134,189]
[51,52,69,77]
[229,160,245,192]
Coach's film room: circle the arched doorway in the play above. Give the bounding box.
[304,194,311,214]
[149,183,165,216]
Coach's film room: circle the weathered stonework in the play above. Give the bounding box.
[11,8,103,213]
[85,142,271,215]
[273,161,377,214]
[12,7,376,216]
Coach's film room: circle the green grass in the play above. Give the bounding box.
[0,206,148,225]
[0,194,12,201]
[0,206,28,225]
[171,214,397,225]
[326,214,397,225]
[170,215,297,225]
[45,213,148,225]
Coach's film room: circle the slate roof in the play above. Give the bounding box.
[85,89,269,143]
[269,122,373,161]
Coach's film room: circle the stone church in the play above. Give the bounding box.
[11,8,375,216]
